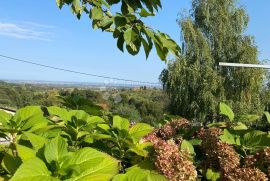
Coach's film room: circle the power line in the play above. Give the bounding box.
[0,54,160,85]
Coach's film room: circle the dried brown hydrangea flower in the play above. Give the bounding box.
[156,118,190,140]
[197,128,240,173]
[143,119,197,181]
[244,147,270,178]
[154,139,197,181]
[223,168,268,181]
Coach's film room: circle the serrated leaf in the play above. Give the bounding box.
[47,106,70,122]
[10,158,59,181]
[64,147,119,181]
[112,161,167,181]
[16,144,36,162]
[129,123,153,143]
[113,116,130,131]
[44,136,68,164]
[23,132,47,151]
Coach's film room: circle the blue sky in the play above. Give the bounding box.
[0,0,269,84]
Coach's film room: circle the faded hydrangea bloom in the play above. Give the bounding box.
[144,119,197,181]
[223,168,268,181]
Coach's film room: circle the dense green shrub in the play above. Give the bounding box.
[1,103,270,180]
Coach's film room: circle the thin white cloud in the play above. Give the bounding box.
[0,21,54,41]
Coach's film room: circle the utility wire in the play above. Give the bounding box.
[0,54,160,85]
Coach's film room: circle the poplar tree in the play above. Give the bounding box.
[160,0,265,122]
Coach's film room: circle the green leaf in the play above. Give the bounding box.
[113,116,130,131]
[0,110,12,125]
[129,123,153,143]
[206,169,220,181]
[86,116,104,124]
[23,132,47,151]
[142,38,151,59]
[114,16,127,28]
[72,0,82,15]
[154,41,166,61]
[64,147,119,181]
[13,106,43,123]
[242,130,266,147]
[219,129,239,145]
[56,0,63,9]
[44,136,68,164]
[10,158,59,181]
[232,122,248,130]
[140,8,154,17]
[48,106,70,122]
[124,28,138,45]
[1,153,21,175]
[207,122,226,128]
[69,110,89,120]
[112,161,167,181]
[219,102,234,121]
[91,7,103,20]
[180,140,195,155]
[235,115,260,123]
[264,111,270,124]
[127,142,152,157]
[117,33,125,52]
[16,144,36,162]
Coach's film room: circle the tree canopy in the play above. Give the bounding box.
[160,0,265,122]
[56,0,180,61]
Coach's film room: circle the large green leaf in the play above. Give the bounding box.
[128,123,153,143]
[64,147,119,181]
[112,161,167,181]
[21,114,49,132]
[13,106,43,123]
[113,116,130,131]
[10,158,59,181]
[86,116,104,125]
[242,130,267,147]
[235,115,260,123]
[219,102,234,121]
[127,142,152,157]
[219,129,240,145]
[23,132,47,151]
[69,110,89,120]
[16,144,36,162]
[47,106,70,122]
[44,136,68,164]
